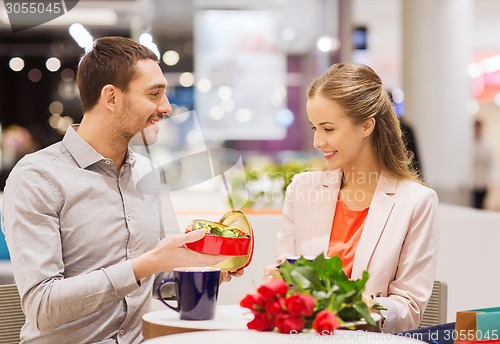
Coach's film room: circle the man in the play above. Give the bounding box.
[1,36,230,343]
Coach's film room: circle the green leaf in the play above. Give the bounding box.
[338,307,360,322]
[279,263,294,285]
[332,290,356,310]
[290,266,323,291]
[276,253,379,327]
[351,271,369,292]
[353,301,376,327]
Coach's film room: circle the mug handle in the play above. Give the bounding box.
[156,278,180,312]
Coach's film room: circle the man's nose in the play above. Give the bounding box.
[158,94,172,117]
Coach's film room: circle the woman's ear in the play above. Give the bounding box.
[101,84,117,111]
[362,117,376,138]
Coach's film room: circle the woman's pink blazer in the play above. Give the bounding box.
[277,170,439,332]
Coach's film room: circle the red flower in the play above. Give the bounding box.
[312,310,339,335]
[241,254,379,334]
[265,299,285,316]
[257,279,288,300]
[275,313,305,334]
[285,294,315,317]
[247,312,275,331]
[240,293,266,313]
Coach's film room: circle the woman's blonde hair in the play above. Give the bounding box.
[307,63,422,183]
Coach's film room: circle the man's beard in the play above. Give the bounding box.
[129,124,159,147]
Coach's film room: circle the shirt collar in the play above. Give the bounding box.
[62,125,137,169]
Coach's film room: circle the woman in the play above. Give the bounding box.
[274,63,438,332]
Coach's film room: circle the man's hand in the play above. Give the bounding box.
[132,229,228,281]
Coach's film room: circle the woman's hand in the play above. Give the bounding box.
[263,255,287,283]
[275,255,287,265]
[220,269,245,283]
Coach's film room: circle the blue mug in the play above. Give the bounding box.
[286,255,317,264]
[156,267,221,320]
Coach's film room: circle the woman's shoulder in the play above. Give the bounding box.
[395,178,439,203]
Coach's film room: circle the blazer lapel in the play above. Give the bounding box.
[351,173,397,279]
[310,170,341,254]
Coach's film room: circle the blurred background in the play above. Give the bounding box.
[1,0,500,211]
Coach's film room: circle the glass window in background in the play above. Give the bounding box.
[194,10,287,142]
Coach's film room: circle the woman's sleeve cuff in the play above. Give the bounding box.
[376,296,399,333]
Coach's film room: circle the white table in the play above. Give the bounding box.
[143,330,426,343]
[142,304,251,339]
[144,304,384,342]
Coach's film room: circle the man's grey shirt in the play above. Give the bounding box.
[2,126,162,343]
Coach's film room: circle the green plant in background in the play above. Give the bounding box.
[230,157,323,209]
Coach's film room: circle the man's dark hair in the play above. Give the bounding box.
[76,36,159,113]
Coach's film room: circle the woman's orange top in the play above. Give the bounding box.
[327,196,369,278]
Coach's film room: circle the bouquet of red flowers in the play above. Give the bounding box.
[239,254,383,334]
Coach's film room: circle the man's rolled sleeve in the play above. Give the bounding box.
[103,260,141,298]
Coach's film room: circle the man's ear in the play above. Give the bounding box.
[101,84,117,111]
[362,117,376,138]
